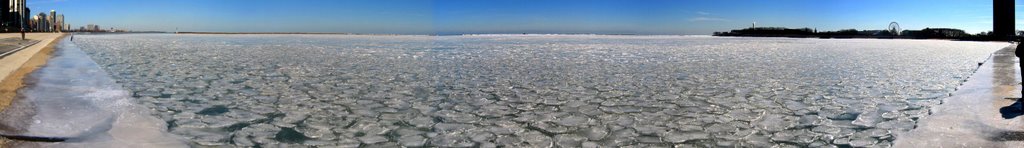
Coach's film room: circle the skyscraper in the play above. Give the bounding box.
[23,7,28,31]
[8,0,23,30]
[36,12,45,32]
[26,15,32,31]
[49,10,55,32]
[56,14,63,32]
[9,0,24,14]
[1,1,5,28]
[1,0,25,31]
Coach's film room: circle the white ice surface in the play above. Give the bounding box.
[0,36,187,147]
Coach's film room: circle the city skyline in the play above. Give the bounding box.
[25,0,1024,35]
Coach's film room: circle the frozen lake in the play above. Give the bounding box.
[66,34,1008,147]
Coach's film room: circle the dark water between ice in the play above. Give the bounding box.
[50,34,1011,147]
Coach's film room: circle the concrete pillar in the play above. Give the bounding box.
[994,0,1015,40]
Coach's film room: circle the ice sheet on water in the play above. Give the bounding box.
[69,34,1009,147]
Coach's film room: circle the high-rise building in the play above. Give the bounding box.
[23,7,28,30]
[35,12,45,32]
[49,10,55,32]
[86,24,100,32]
[26,15,32,31]
[29,14,39,32]
[9,0,24,14]
[1,1,5,22]
[56,14,63,32]
[1,0,26,31]
[13,0,23,31]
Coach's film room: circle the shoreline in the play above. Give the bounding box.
[0,35,187,147]
[0,33,66,144]
[0,33,1009,146]
[712,35,1017,43]
[893,44,1024,146]
[0,33,67,111]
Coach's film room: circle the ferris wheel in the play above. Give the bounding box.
[888,22,901,36]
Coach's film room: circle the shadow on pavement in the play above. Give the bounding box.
[999,98,1024,119]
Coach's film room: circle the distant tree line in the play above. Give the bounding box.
[714,27,1015,41]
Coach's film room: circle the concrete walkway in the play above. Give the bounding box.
[0,37,40,58]
[893,45,1024,147]
[0,33,64,112]
[0,33,65,83]
[0,33,66,145]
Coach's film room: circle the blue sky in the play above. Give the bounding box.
[26,0,1022,35]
